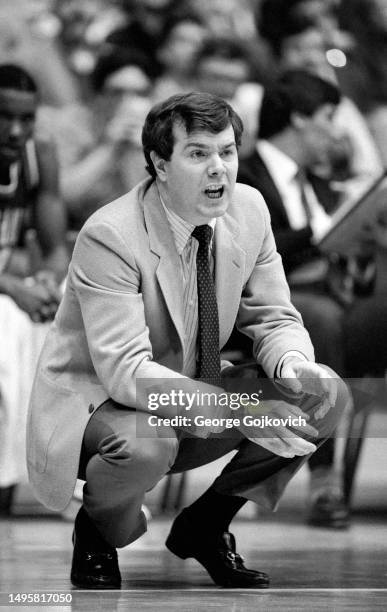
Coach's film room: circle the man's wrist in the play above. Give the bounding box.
[280,355,306,374]
[276,351,308,378]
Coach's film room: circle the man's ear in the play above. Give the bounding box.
[150,151,167,181]
[291,111,308,131]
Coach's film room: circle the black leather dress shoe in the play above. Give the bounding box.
[166,513,269,588]
[70,531,121,589]
[308,491,350,529]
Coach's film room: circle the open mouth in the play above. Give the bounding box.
[204,185,225,199]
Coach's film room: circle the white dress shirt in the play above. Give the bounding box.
[159,190,308,381]
[159,194,216,377]
[257,140,332,241]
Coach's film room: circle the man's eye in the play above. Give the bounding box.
[191,150,206,159]
[221,149,234,158]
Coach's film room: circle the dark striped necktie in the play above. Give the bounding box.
[192,225,221,382]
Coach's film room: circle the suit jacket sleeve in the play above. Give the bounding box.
[238,160,315,273]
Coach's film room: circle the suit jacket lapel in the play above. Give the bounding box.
[239,152,291,227]
[143,181,246,352]
[214,212,246,346]
[143,182,186,351]
[252,151,290,226]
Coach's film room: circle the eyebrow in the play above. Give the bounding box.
[184,141,236,150]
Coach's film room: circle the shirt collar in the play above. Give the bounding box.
[158,191,216,255]
[257,139,299,184]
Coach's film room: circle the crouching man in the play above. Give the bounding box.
[27,92,349,589]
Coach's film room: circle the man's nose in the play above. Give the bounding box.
[208,153,225,175]
[9,119,24,139]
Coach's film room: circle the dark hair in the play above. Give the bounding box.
[193,38,253,77]
[259,70,341,139]
[0,64,38,93]
[339,0,385,34]
[257,0,320,56]
[142,91,244,178]
[91,47,153,92]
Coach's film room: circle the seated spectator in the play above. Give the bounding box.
[237,70,350,528]
[105,0,181,79]
[338,0,387,167]
[39,48,153,230]
[0,2,80,106]
[344,200,387,377]
[256,0,383,202]
[188,0,257,41]
[0,64,68,515]
[258,0,342,49]
[152,15,207,101]
[192,38,263,157]
[51,0,127,79]
[193,38,252,102]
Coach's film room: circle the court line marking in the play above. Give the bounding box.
[67,588,387,593]
[3,589,387,593]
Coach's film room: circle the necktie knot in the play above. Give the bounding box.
[192,224,213,249]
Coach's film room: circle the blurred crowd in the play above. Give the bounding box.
[1,0,387,226]
[1,0,387,524]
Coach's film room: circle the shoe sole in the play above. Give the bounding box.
[71,573,121,589]
[165,535,270,588]
[307,518,350,529]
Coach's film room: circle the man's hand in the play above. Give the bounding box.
[8,275,60,322]
[237,400,318,458]
[105,96,151,149]
[280,359,338,420]
[34,270,62,303]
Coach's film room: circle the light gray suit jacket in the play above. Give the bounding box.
[27,178,314,511]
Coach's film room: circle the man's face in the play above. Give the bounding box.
[280,29,328,74]
[154,122,238,225]
[196,57,249,100]
[298,103,337,167]
[101,65,152,120]
[0,88,37,164]
[158,21,206,73]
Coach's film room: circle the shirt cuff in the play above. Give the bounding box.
[276,351,309,379]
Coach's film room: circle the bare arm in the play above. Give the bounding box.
[61,97,150,213]
[33,136,69,282]
[61,141,119,210]
[0,136,68,320]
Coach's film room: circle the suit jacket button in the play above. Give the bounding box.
[88,404,94,413]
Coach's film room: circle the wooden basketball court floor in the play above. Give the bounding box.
[1,514,387,611]
[1,411,387,611]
